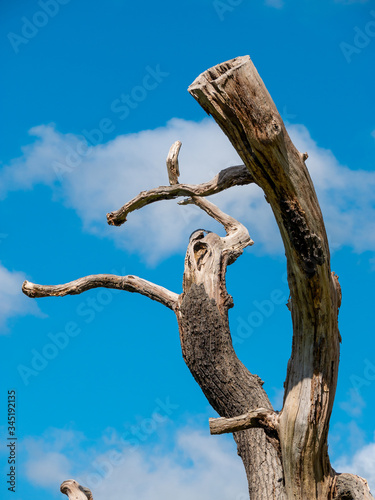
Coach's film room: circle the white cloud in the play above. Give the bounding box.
[23,428,86,488]
[22,422,375,499]
[0,118,280,264]
[330,420,366,458]
[1,118,375,265]
[0,124,70,197]
[22,425,248,500]
[339,387,366,417]
[26,452,72,488]
[288,124,375,254]
[334,437,375,492]
[0,262,43,333]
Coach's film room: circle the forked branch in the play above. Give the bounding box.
[106,164,253,226]
[22,274,178,310]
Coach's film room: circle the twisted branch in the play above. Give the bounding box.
[22,274,179,310]
[106,164,253,226]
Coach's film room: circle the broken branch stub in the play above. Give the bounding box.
[60,480,93,500]
[166,140,181,185]
[209,408,279,435]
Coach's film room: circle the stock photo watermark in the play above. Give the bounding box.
[340,357,375,417]
[17,266,126,386]
[7,0,72,54]
[76,396,179,490]
[52,64,169,181]
[340,10,375,63]
[6,390,17,493]
[213,0,244,21]
[232,272,288,345]
[349,358,375,395]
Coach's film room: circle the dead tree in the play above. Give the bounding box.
[23,56,373,500]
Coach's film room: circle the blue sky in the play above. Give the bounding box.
[1,0,375,499]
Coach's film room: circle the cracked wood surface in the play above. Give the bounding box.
[209,408,279,435]
[188,55,372,500]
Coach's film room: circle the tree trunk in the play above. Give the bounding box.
[187,55,372,500]
[176,227,286,499]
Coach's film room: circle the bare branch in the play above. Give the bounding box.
[106,164,253,226]
[60,480,93,500]
[189,195,253,254]
[166,140,181,185]
[22,274,179,310]
[209,408,279,435]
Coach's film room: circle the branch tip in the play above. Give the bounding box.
[60,479,93,500]
[22,274,178,310]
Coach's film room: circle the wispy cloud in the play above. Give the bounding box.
[330,420,367,459]
[1,119,375,265]
[334,436,375,492]
[22,425,248,500]
[339,387,366,417]
[288,124,375,254]
[0,262,43,333]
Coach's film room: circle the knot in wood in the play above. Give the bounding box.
[280,199,325,275]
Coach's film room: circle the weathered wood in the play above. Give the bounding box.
[188,55,372,500]
[173,180,286,499]
[106,164,253,226]
[334,474,374,500]
[22,274,178,310]
[177,283,286,500]
[166,140,181,185]
[209,408,278,435]
[60,480,93,500]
